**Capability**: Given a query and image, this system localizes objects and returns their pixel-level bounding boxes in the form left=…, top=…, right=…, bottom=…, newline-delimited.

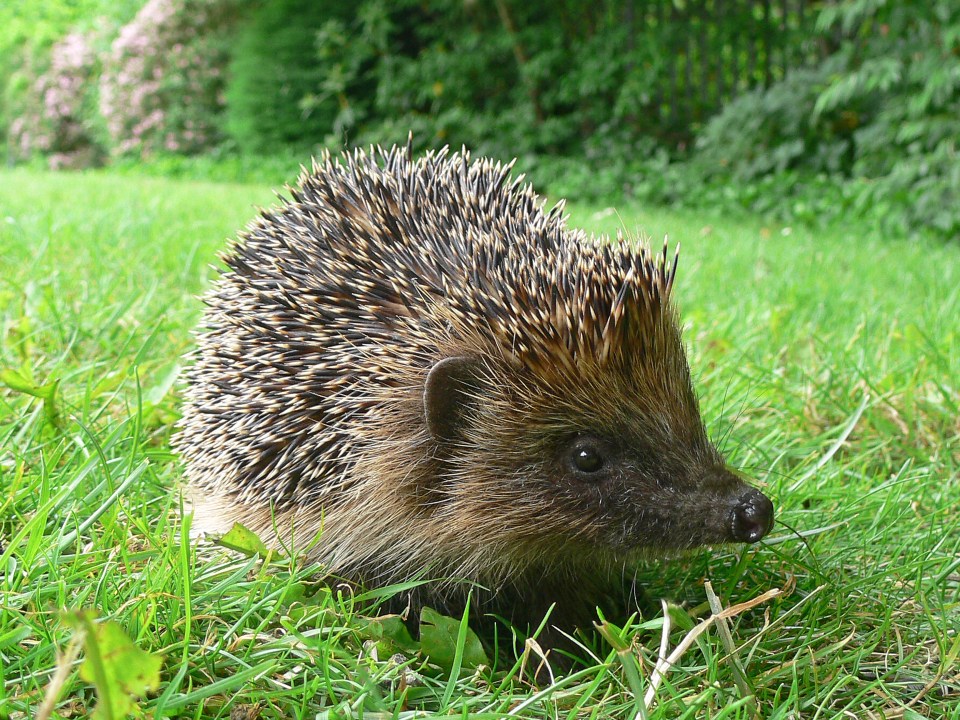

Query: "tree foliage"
left=4, top=0, right=960, bottom=238
left=99, top=0, right=239, bottom=157
left=694, top=0, right=960, bottom=237
left=218, top=0, right=812, bottom=161
left=8, top=31, right=102, bottom=169
left=224, top=0, right=358, bottom=153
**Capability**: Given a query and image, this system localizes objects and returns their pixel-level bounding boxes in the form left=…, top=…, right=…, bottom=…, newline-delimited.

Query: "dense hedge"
left=689, top=0, right=960, bottom=237
left=224, top=0, right=357, bottom=153
left=99, top=0, right=239, bottom=157
left=8, top=31, right=102, bottom=169
left=3, top=0, right=960, bottom=239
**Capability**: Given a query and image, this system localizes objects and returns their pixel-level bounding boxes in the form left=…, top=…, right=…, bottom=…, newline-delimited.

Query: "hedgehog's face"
left=424, top=354, right=774, bottom=557
left=540, top=430, right=774, bottom=553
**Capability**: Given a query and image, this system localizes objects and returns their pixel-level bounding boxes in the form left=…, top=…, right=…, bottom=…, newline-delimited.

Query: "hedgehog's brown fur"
left=174, top=143, right=773, bottom=640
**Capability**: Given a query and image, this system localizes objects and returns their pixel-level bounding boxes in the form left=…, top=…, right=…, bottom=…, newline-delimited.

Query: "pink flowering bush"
left=9, top=31, right=102, bottom=169
left=99, top=0, right=238, bottom=157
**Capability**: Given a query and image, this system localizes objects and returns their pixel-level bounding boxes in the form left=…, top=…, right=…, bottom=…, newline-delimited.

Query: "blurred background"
left=2, top=0, right=958, bottom=240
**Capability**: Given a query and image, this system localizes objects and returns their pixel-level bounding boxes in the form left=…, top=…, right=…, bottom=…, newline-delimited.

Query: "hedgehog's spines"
left=175, top=142, right=703, bottom=598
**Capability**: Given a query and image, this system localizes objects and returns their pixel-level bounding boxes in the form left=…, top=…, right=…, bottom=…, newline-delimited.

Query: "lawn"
left=1, top=166, right=958, bottom=719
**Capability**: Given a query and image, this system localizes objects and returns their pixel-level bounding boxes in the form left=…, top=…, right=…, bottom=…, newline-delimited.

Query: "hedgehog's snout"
left=729, top=488, right=774, bottom=543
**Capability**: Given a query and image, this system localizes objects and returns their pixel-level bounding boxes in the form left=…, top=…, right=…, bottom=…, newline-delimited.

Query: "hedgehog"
left=174, top=143, right=774, bottom=645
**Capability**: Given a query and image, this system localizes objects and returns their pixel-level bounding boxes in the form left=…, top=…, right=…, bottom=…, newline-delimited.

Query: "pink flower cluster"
left=98, top=0, right=235, bottom=157
left=10, top=31, right=100, bottom=168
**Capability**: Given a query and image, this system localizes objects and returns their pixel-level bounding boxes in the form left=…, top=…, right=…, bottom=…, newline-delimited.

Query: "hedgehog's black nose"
left=730, top=488, right=774, bottom=543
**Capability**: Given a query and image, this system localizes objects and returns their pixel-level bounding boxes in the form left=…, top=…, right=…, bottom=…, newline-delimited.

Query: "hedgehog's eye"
left=570, top=440, right=605, bottom=474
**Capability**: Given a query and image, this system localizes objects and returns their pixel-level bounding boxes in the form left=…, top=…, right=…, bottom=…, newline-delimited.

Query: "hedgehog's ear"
left=424, top=356, right=483, bottom=442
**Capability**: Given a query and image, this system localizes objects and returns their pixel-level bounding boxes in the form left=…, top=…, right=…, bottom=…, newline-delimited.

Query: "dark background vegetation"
left=3, top=0, right=960, bottom=239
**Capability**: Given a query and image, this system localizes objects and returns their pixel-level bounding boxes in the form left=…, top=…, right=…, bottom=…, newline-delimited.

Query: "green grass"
left=1, top=166, right=958, bottom=719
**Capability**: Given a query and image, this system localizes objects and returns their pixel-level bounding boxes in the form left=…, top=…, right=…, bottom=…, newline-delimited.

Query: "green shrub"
left=695, top=56, right=856, bottom=180
left=99, top=0, right=238, bottom=156
left=0, top=1, right=141, bottom=163
left=687, top=0, right=960, bottom=238
left=224, top=0, right=357, bottom=153
left=819, top=1, right=960, bottom=236
left=8, top=30, right=104, bottom=168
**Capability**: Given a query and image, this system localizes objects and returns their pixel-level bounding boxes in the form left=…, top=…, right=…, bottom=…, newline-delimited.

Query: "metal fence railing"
left=626, top=0, right=818, bottom=144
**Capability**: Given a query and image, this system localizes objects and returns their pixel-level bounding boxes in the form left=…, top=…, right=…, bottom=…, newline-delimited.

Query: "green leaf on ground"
left=65, top=610, right=162, bottom=720
left=216, top=522, right=271, bottom=558
left=356, top=615, right=420, bottom=656
left=419, top=606, right=488, bottom=672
